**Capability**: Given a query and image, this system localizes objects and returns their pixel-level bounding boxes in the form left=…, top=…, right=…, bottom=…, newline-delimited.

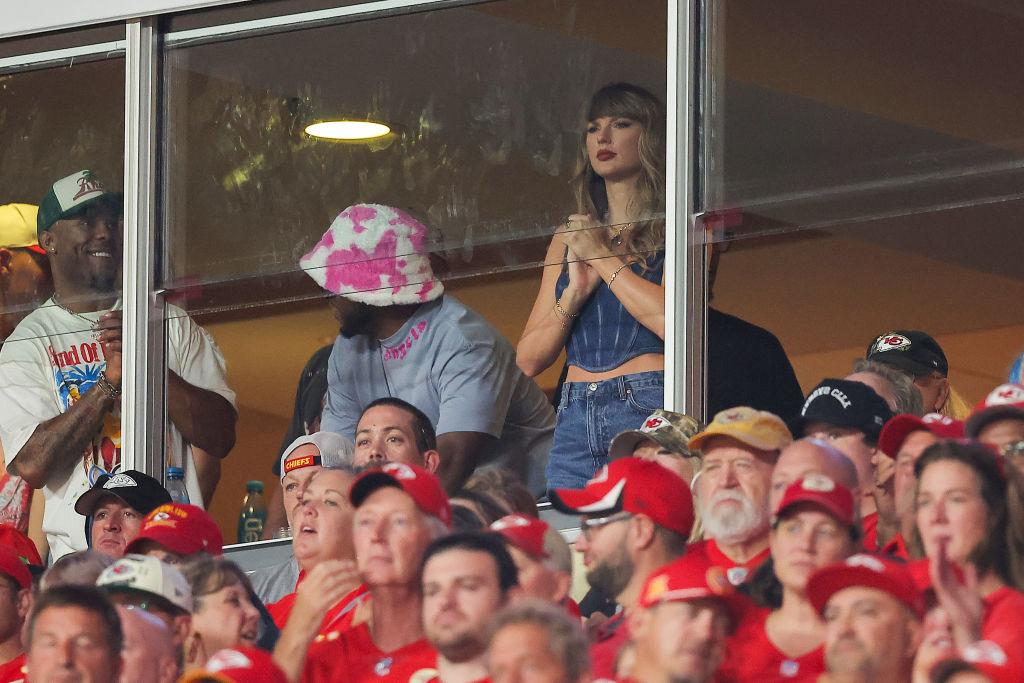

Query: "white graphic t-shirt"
left=0, top=298, right=235, bottom=560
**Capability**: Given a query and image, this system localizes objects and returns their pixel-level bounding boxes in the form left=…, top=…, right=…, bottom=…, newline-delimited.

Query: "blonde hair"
left=940, top=384, right=972, bottom=420
left=570, top=83, right=666, bottom=268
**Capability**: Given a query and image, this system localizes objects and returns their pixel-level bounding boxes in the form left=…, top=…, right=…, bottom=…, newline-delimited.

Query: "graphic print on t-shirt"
left=50, top=341, right=121, bottom=475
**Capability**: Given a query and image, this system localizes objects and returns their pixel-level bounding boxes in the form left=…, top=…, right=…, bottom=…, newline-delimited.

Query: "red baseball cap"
left=125, top=503, right=224, bottom=556
left=807, top=553, right=925, bottom=619
left=179, top=646, right=288, bottom=683
left=0, top=523, right=42, bottom=566
left=638, top=553, right=752, bottom=625
left=0, top=545, right=31, bottom=590
left=879, top=413, right=964, bottom=457
left=550, top=458, right=695, bottom=537
left=965, top=383, right=1024, bottom=439
left=349, top=462, right=452, bottom=529
left=491, top=514, right=550, bottom=558
left=774, top=474, right=855, bottom=526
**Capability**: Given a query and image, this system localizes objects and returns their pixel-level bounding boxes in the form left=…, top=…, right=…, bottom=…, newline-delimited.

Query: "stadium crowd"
left=1, top=83, right=1024, bottom=683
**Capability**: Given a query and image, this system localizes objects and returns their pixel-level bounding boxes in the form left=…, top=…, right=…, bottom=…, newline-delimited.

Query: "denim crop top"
left=555, top=249, right=665, bottom=372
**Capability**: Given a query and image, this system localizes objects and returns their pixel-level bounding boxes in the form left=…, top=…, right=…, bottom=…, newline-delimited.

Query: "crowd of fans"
left=1, top=85, right=1024, bottom=683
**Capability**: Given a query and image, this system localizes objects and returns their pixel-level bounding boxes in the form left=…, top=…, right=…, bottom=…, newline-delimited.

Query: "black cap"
left=792, top=379, right=894, bottom=441
left=74, top=470, right=172, bottom=517
left=866, top=330, right=948, bottom=377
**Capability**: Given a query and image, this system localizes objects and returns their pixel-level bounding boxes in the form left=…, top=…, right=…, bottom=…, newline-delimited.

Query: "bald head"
left=770, top=438, right=859, bottom=513
left=116, top=606, right=179, bottom=683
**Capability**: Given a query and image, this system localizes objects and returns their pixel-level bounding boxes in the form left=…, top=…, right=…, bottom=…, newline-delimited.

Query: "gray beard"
left=700, top=490, right=769, bottom=546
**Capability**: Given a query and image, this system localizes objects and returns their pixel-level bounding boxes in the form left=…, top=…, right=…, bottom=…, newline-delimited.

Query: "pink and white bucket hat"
left=300, top=203, right=444, bottom=306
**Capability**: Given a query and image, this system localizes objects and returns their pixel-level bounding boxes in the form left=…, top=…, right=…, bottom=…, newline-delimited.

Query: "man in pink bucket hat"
left=300, top=204, right=554, bottom=496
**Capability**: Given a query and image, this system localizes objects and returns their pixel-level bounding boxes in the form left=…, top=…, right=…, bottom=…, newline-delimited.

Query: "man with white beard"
left=687, top=407, right=792, bottom=585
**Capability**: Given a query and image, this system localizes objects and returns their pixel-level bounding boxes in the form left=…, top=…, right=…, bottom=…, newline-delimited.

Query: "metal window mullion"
left=664, top=0, right=706, bottom=420
left=122, top=18, right=165, bottom=478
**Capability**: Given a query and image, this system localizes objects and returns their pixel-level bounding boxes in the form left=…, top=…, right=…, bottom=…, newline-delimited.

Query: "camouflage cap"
left=608, top=409, right=702, bottom=460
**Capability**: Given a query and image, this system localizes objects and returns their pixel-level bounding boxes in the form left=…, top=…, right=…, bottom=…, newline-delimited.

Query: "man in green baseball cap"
left=0, top=170, right=237, bottom=562
left=35, top=169, right=123, bottom=303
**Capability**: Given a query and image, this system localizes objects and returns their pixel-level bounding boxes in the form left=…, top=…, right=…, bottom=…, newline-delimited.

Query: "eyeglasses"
left=579, top=512, right=633, bottom=540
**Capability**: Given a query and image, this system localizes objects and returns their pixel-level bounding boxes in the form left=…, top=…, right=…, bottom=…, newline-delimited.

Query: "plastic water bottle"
left=237, top=481, right=267, bottom=544
left=166, top=467, right=189, bottom=505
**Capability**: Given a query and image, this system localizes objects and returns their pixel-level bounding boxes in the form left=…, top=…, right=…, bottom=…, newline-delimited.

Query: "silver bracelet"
left=95, top=371, right=121, bottom=400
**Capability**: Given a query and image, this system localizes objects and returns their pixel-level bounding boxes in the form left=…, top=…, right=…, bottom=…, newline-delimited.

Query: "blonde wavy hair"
left=570, top=82, right=666, bottom=268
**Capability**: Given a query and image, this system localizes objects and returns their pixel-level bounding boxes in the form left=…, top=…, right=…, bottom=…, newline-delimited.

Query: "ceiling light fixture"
left=304, top=120, right=391, bottom=140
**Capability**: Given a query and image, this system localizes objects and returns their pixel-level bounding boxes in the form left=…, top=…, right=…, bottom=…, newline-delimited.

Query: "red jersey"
left=0, top=653, right=26, bottom=683
left=861, top=512, right=879, bottom=551
left=686, top=539, right=770, bottom=586
left=303, top=622, right=437, bottom=682
left=715, top=607, right=824, bottom=683
left=266, top=573, right=369, bottom=633
left=878, top=532, right=909, bottom=560
left=910, top=559, right=1024, bottom=660
left=590, top=611, right=629, bottom=680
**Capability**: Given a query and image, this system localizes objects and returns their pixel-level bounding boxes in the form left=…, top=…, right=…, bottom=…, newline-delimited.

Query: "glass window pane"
left=703, top=1, right=1024, bottom=422
left=0, top=35, right=125, bottom=559
left=161, top=0, right=667, bottom=539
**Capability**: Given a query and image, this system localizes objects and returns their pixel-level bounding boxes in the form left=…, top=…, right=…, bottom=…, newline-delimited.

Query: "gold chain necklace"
left=610, top=222, right=634, bottom=247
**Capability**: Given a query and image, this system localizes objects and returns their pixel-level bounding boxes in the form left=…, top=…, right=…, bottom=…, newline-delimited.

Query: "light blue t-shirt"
left=321, top=296, right=553, bottom=495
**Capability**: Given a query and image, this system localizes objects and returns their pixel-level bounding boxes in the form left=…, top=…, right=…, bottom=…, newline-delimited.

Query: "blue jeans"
left=545, top=370, right=665, bottom=492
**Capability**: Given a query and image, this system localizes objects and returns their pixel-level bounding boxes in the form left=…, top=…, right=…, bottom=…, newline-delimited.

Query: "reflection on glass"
left=703, top=2, right=1024, bottom=429
left=160, top=0, right=668, bottom=535
left=162, top=0, right=667, bottom=312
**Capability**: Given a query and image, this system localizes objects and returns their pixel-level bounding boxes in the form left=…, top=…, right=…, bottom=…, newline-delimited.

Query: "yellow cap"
left=0, top=204, right=42, bottom=251
left=687, top=406, right=792, bottom=452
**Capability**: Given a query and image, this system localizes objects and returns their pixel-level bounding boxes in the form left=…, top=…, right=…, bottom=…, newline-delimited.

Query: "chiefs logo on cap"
left=643, top=417, right=666, bottom=431
left=987, top=384, right=1024, bottom=406
left=283, top=455, right=320, bottom=474
left=801, top=473, right=836, bottom=492
left=872, top=333, right=911, bottom=353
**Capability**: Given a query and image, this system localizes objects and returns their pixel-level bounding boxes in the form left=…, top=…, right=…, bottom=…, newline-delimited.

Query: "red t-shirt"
left=0, top=653, right=26, bottom=683
left=910, top=559, right=1024, bottom=660
left=861, top=512, right=879, bottom=551
left=266, top=572, right=369, bottom=632
left=590, top=611, right=629, bottom=680
left=686, top=539, right=770, bottom=586
left=302, top=622, right=437, bottom=682
left=715, top=607, right=824, bottom=682
left=878, top=532, right=909, bottom=560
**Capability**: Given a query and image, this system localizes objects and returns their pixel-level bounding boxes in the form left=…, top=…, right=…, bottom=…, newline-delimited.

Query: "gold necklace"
left=610, top=222, right=633, bottom=247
